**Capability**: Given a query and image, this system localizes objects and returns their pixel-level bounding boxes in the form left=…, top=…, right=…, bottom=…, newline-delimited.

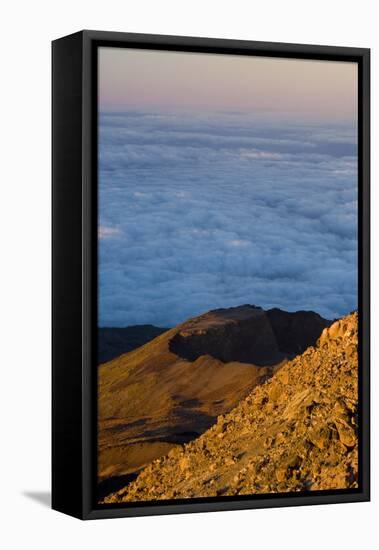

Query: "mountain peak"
left=104, top=312, right=358, bottom=503
left=170, top=305, right=330, bottom=365
left=98, top=303, right=332, bottom=499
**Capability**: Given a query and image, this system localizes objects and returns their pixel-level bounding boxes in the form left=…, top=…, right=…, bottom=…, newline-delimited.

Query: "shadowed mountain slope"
left=104, top=312, right=357, bottom=503
left=98, top=325, right=168, bottom=363
left=170, top=305, right=329, bottom=364
left=98, top=305, right=330, bottom=498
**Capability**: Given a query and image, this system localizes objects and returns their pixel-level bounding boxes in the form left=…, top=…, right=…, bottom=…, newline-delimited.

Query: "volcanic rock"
left=103, top=312, right=358, bottom=502
left=170, top=305, right=330, bottom=365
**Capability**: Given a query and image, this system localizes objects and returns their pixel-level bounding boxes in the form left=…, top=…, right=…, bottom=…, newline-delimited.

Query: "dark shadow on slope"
left=98, top=325, right=169, bottom=363
left=97, top=473, right=139, bottom=501
left=267, top=308, right=332, bottom=356
left=170, top=306, right=331, bottom=365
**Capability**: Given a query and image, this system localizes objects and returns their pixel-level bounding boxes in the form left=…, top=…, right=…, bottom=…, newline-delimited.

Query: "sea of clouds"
left=98, top=110, right=358, bottom=327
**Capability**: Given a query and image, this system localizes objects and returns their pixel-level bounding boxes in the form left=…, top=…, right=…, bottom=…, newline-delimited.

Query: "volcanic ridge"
left=104, top=312, right=358, bottom=502
left=98, top=304, right=332, bottom=498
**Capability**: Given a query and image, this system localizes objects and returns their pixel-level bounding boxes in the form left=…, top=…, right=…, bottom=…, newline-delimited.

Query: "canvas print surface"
left=97, top=47, right=358, bottom=504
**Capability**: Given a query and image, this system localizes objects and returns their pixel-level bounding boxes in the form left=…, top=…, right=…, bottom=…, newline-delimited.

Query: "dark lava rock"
left=169, top=305, right=331, bottom=366
left=267, top=308, right=331, bottom=356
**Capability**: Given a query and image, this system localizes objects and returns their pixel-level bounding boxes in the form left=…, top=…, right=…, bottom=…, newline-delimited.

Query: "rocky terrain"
left=98, top=305, right=330, bottom=498
left=103, top=312, right=357, bottom=503
left=170, top=306, right=329, bottom=364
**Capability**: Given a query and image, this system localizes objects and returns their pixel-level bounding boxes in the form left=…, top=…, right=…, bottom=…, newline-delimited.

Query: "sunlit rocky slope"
left=104, top=312, right=357, bottom=503
left=98, top=305, right=330, bottom=497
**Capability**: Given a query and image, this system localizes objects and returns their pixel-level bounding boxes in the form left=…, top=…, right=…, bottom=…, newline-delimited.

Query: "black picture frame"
left=52, top=30, right=370, bottom=520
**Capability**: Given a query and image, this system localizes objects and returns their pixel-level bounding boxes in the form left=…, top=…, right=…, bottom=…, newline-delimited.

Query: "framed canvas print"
left=52, top=31, right=370, bottom=520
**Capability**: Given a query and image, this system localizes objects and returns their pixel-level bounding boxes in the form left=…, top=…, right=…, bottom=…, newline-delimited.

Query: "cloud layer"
left=98, top=111, right=358, bottom=327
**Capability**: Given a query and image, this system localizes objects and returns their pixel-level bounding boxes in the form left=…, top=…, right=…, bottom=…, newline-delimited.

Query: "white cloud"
left=98, top=111, right=358, bottom=327
left=239, top=149, right=283, bottom=160
left=98, top=226, right=121, bottom=239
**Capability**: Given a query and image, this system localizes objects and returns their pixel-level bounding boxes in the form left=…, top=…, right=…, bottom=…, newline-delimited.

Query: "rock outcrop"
left=266, top=307, right=331, bottom=356
left=170, top=305, right=330, bottom=365
left=104, top=312, right=357, bottom=503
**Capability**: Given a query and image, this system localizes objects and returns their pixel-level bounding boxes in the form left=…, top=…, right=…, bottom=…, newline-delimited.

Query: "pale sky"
left=99, top=47, right=357, bottom=119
